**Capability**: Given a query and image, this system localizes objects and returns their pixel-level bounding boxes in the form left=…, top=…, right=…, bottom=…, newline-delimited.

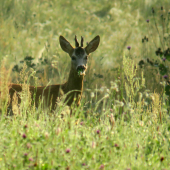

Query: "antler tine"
left=81, top=36, right=84, bottom=47
left=75, top=35, right=79, bottom=47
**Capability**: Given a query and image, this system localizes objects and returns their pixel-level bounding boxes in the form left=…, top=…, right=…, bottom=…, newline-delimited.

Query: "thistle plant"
left=140, top=6, right=170, bottom=96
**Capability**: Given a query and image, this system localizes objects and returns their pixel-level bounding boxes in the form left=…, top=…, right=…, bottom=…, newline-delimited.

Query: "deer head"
left=59, top=35, right=100, bottom=76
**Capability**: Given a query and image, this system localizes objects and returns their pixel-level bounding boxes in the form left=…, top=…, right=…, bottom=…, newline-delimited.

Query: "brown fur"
left=8, top=70, right=84, bottom=114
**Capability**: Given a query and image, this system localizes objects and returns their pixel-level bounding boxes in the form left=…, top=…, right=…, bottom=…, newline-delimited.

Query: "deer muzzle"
left=77, top=65, right=86, bottom=76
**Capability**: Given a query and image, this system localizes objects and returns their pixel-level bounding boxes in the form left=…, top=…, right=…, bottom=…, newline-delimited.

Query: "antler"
left=81, top=36, right=84, bottom=47
left=75, top=35, right=79, bottom=47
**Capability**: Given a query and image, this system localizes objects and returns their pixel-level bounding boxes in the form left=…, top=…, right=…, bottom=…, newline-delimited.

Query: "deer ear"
left=85, top=35, right=100, bottom=54
left=59, top=36, right=74, bottom=54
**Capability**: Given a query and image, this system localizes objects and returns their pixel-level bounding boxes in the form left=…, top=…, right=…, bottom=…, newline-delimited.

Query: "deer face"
left=59, top=35, right=100, bottom=76
left=71, top=47, right=88, bottom=76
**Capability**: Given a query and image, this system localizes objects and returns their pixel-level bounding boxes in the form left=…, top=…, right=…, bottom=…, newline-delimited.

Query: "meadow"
left=0, top=0, right=170, bottom=169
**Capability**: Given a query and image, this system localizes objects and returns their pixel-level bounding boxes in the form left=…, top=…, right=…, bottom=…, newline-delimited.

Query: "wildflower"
left=160, top=156, right=164, bottom=162
left=127, top=46, right=131, bottom=50
left=82, top=163, right=86, bottom=166
left=114, top=143, right=119, bottom=147
left=162, top=58, right=166, bottom=61
left=163, top=75, right=168, bottom=79
left=24, top=153, right=28, bottom=157
left=96, top=130, right=100, bottom=134
left=80, top=122, right=84, bottom=125
left=65, top=148, right=71, bottom=153
left=22, top=133, right=27, bottom=139
left=29, top=157, right=34, bottom=161
left=24, top=124, right=28, bottom=129
left=99, top=164, right=105, bottom=169
left=146, top=19, right=149, bottom=23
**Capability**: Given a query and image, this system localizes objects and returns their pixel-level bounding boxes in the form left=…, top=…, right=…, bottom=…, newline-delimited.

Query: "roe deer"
left=7, top=35, right=100, bottom=115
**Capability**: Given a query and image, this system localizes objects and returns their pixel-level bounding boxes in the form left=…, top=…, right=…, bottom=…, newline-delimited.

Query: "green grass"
left=0, top=0, right=170, bottom=169
left=0, top=110, right=169, bottom=169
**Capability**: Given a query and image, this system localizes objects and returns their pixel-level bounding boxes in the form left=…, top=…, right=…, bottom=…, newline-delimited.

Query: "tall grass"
left=0, top=54, right=169, bottom=169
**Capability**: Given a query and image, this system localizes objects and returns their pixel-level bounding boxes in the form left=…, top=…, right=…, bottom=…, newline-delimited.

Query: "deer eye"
left=71, top=56, right=76, bottom=61
left=84, top=56, right=88, bottom=60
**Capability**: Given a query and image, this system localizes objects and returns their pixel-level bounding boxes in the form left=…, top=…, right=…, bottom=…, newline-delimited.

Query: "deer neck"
left=63, top=66, right=84, bottom=93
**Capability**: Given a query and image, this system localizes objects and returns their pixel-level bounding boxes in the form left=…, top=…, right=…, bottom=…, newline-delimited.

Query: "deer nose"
left=77, top=65, right=86, bottom=72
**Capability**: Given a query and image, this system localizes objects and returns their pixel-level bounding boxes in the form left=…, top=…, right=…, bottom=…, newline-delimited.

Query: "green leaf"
left=159, top=64, right=167, bottom=75
left=165, top=84, right=170, bottom=95
left=165, top=54, right=170, bottom=61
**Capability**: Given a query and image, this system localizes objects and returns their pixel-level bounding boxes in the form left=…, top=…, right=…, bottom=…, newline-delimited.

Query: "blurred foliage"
left=0, top=0, right=170, bottom=93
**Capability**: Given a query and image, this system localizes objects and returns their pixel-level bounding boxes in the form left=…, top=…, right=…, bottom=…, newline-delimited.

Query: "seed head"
left=91, top=92, right=95, bottom=98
